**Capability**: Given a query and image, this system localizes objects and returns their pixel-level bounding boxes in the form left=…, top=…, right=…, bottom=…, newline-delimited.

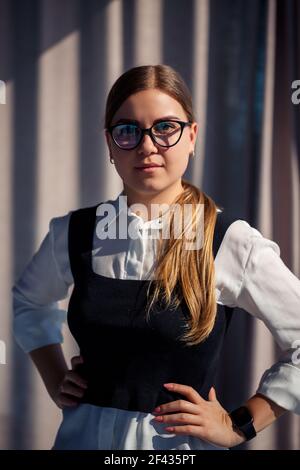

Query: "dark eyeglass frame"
left=106, top=119, right=193, bottom=150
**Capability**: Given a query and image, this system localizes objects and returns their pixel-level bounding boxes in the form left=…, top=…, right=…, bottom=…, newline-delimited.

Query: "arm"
left=149, top=220, right=299, bottom=448
left=244, top=392, right=287, bottom=433
left=215, top=220, right=300, bottom=443
left=151, top=383, right=288, bottom=448
left=12, top=212, right=86, bottom=406
left=12, top=213, right=73, bottom=353
left=29, top=344, right=87, bottom=407
left=235, top=221, right=300, bottom=414
left=220, top=392, right=287, bottom=448
left=29, top=344, right=68, bottom=404
left=216, top=220, right=300, bottom=413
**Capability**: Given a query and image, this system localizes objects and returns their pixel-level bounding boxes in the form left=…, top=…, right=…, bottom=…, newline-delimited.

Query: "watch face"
left=231, top=406, right=253, bottom=427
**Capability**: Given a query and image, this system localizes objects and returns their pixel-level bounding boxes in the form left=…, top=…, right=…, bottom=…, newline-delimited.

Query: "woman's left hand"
left=152, top=383, right=247, bottom=448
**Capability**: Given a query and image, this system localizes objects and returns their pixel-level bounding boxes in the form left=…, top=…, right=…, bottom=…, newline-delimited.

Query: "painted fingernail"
left=165, top=427, right=174, bottom=432
left=153, top=406, right=161, bottom=413
left=164, top=383, right=173, bottom=389
left=154, top=416, right=163, bottom=421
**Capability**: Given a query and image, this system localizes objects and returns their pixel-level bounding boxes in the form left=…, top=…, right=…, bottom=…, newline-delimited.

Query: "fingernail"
left=153, top=406, right=161, bottom=413
left=154, top=416, right=163, bottom=421
left=164, top=383, right=173, bottom=389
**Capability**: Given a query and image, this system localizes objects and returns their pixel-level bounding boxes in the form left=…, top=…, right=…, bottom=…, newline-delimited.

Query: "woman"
left=12, top=64, right=300, bottom=450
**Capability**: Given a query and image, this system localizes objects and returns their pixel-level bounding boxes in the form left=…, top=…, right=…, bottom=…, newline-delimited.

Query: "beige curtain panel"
left=0, top=0, right=299, bottom=450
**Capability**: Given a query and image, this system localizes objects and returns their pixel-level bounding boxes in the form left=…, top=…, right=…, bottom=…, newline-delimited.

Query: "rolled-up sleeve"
left=216, top=219, right=300, bottom=414
left=12, top=212, right=73, bottom=353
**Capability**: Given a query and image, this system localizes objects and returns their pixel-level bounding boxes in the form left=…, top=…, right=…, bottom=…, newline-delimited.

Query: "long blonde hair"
left=105, top=65, right=220, bottom=346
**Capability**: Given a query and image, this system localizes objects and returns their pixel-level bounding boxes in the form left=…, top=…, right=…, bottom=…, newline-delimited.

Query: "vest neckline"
left=83, top=249, right=154, bottom=283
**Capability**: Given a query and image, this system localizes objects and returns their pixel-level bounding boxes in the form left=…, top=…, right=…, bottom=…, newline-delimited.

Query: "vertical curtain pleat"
left=0, top=0, right=299, bottom=449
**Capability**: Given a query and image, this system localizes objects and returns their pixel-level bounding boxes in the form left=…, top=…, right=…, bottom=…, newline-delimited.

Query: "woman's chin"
left=127, top=179, right=166, bottom=193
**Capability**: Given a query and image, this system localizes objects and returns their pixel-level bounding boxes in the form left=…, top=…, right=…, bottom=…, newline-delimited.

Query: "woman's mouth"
left=135, top=165, right=164, bottom=172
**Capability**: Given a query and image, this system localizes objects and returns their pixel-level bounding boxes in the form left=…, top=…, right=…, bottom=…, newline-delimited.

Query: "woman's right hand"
left=54, top=355, right=88, bottom=409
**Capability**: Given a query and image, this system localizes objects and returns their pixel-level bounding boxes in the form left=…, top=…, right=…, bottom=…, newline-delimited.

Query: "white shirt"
left=12, top=191, right=300, bottom=450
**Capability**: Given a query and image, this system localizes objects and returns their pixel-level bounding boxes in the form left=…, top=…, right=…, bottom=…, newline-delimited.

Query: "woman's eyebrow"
left=114, top=115, right=182, bottom=125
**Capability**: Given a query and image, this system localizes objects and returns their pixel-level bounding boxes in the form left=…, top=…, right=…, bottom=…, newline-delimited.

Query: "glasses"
left=107, top=120, right=192, bottom=150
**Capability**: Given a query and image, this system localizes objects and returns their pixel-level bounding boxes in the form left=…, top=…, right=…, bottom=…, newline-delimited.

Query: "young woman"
left=12, top=64, right=300, bottom=450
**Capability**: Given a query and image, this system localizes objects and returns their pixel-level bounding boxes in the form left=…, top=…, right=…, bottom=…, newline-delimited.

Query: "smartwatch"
left=229, top=406, right=257, bottom=441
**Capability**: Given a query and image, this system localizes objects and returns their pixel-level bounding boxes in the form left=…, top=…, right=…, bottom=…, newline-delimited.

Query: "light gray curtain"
left=0, top=0, right=299, bottom=450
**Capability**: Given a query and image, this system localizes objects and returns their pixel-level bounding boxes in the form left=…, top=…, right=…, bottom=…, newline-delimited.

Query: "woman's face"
left=105, top=88, right=198, bottom=196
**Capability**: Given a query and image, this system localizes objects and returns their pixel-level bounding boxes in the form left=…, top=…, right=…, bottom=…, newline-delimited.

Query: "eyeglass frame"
left=106, top=119, right=193, bottom=150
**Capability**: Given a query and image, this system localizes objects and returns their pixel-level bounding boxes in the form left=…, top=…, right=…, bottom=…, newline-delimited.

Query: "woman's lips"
left=135, top=165, right=164, bottom=172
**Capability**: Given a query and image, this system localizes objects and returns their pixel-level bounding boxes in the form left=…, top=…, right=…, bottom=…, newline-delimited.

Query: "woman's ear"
left=189, top=121, right=198, bottom=151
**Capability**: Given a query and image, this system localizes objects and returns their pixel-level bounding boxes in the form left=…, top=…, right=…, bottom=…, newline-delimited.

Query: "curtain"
left=0, top=0, right=299, bottom=449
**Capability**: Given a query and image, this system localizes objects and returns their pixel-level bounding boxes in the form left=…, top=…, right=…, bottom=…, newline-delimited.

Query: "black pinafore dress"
left=67, top=204, right=235, bottom=414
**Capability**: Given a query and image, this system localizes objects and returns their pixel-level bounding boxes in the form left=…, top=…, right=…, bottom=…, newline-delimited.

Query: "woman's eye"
left=154, top=122, right=177, bottom=133
left=119, top=125, right=137, bottom=135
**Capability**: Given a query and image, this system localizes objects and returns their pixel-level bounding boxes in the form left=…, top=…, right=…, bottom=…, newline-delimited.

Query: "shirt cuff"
left=13, top=298, right=67, bottom=353
left=256, top=362, right=300, bottom=415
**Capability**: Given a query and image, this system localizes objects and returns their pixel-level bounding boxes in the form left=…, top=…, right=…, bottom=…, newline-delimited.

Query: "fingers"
left=164, top=424, right=205, bottom=437
left=66, top=370, right=88, bottom=388
left=56, top=366, right=88, bottom=409
left=208, top=386, right=217, bottom=401
left=56, top=379, right=86, bottom=409
left=163, top=383, right=206, bottom=405
left=57, top=393, right=81, bottom=408
left=153, top=412, right=202, bottom=426
left=71, top=355, right=84, bottom=370
left=153, top=399, right=200, bottom=416
left=60, top=380, right=86, bottom=398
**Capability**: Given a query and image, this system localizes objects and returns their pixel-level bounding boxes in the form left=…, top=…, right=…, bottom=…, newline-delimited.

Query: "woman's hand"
left=152, top=383, right=247, bottom=448
left=53, top=355, right=88, bottom=409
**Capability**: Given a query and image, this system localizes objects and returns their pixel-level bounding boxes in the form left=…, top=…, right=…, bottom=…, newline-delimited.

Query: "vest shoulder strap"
left=213, top=209, right=241, bottom=258
left=68, top=204, right=100, bottom=282
left=213, top=208, right=243, bottom=330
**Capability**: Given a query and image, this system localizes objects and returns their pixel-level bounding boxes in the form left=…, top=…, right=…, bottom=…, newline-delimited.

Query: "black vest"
left=67, top=204, right=236, bottom=413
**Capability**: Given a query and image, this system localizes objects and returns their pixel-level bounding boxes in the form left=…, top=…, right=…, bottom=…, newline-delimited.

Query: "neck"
left=122, top=181, right=185, bottom=221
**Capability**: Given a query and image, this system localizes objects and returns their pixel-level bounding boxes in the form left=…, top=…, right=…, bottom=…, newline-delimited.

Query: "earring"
left=190, top=150, right=195, bottom=158
left=110, top=156, right=114, bottom=164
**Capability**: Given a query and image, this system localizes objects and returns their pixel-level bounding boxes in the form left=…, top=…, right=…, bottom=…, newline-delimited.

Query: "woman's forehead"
left=112, top=89, right=187, bottom=125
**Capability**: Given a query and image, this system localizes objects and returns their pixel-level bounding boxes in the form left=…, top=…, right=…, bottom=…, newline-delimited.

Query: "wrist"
left=228, top=405, right=257, bottom=444
left=29, top=344, right=68, bottom=402
left=225, top=413, right=247, bottom=447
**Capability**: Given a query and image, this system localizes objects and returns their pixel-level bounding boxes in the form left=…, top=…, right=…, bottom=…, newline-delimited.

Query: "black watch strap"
left=229, top=406, right=257, bottom=441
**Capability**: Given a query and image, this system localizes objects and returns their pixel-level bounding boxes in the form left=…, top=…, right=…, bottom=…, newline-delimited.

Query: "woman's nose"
left=138, top=133, right=158, bottom=155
